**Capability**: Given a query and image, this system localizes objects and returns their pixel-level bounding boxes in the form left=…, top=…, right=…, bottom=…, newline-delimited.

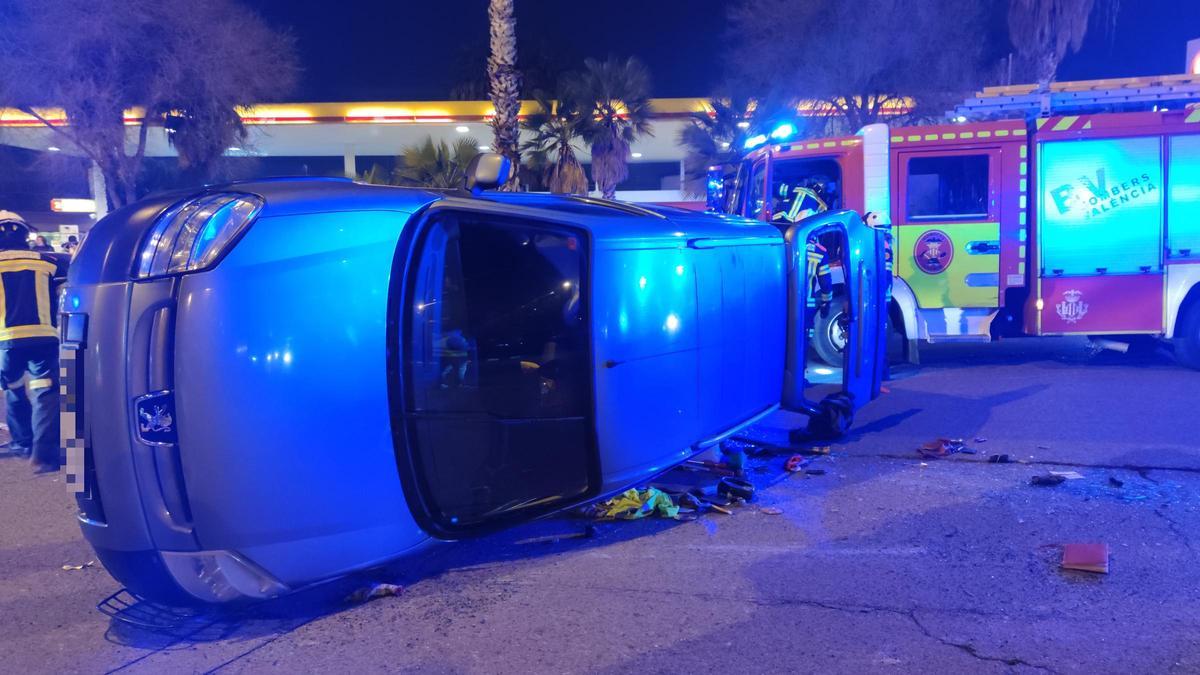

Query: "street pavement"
left=0, top=337, right=1197, bottom=674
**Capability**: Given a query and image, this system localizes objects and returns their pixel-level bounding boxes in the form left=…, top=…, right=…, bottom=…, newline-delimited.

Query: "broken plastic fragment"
left=346, top=582, right=404, bottom=603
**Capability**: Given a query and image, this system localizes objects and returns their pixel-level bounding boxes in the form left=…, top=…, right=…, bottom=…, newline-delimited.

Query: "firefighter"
left=806, top=238, right=834, bottom=311
left=0, top=211, right=66, bottom=474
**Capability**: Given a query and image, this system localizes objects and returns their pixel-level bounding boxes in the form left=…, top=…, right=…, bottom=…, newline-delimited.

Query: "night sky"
left=251, top=0, right=1196, bottom=101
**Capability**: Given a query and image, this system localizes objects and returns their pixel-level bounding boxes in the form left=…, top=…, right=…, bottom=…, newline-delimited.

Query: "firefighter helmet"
left=0, top=211, right=30, bottom=250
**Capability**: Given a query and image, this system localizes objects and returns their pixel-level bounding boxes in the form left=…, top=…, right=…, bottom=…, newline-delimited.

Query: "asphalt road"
left=1, top=337, right=1197, bottom=674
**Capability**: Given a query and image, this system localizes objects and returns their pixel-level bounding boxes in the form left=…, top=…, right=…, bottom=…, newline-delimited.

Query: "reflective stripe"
left=0, top=259, right=58, bottom=275
left=35, top=270, right=50, bottom=328
left=0, top=251, right=39, bottom=261
left=1052, top=116, right=1078, bottom=131
left=0, top=324, right=57, bottom=341
left=27, top=378, right=52, bottom=390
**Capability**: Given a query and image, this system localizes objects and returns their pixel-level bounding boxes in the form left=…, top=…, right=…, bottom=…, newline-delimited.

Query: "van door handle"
left=967, top=240, right=1000, bottom=255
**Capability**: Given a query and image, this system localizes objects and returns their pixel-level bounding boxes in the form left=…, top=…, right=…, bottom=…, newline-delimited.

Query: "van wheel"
left=1174, top=303, right=1200, bottom=369
left=813, top=300, right=847, bottom=367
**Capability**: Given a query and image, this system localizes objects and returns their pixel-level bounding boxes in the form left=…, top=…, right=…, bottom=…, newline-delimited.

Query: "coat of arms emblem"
left=1055, top=289, right=1089, bottom=324
left=913, top=230, right=953, bottom=274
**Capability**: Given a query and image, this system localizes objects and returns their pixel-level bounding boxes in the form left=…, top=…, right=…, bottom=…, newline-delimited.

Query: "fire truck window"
left=768, top=158, right=841, bottom=223
left=906, top=155, right=989, bottom=220
left=747, top=162, right=767, bottom=218
left=1168, top=135, right=1200, bottom=260
left=1039, top=137, right=1162, bottom=275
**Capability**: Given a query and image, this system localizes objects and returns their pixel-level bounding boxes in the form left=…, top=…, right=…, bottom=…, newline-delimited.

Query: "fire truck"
left=716, top=75, right=1200, bottom=369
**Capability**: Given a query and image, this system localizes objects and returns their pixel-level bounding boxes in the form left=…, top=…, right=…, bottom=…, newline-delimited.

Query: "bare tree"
left=726, top=0, right=998, bottom=130
left=0, top=0, right=297, bottom=207
left=487, top=0, right=522, bottom=191
left=1008, top=0, right=1117, bottom=86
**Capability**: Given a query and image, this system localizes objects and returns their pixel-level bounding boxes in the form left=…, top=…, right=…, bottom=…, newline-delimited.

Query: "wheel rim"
left=828, top=312, right=847, bottom=352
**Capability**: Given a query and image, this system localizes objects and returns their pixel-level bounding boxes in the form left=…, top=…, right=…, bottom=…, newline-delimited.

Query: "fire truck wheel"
left=1174, top=303, right=1200, bottom=370
left=813, top=301, right=847, bottom=367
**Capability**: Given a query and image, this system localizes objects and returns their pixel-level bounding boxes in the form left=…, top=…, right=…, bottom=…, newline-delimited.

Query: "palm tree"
left=570, top=57, right=654, bottom=200
left=356, top=163, right=392, bottom=185
left=394, top=136, right=481, bottom=188
left=677, top=96, right=756, bottom=181
left=1007, top=0, right=1116, bottom=86
left=521, top=92, right=588, bottom=195
left=487, top=0, right=521, bottom=190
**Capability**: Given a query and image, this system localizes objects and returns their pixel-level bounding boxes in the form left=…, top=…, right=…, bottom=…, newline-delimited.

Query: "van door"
left=782, top=211, right=887, bottom=427
left=1034, top=136, right=1164, bottom=334
left=396, top=210, right=599, bottom=538
left=895, top=149, right=1003, bottom=323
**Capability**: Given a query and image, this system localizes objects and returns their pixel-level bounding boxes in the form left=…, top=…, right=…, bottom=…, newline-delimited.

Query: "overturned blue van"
left=61, top=156, right=890, bottom=603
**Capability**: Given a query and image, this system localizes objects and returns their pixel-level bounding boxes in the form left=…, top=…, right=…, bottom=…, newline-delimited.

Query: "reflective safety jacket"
left=0, top=250, right=67, bottom=347
left=805, top=241, right=833, bottom=306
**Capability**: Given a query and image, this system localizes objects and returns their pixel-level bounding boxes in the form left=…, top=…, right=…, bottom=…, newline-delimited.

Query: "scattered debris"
left=720, top=440, right=754, bottom=472
left=684, top=459, right=738, bottom=476
left=595, top=488, right=680, bottom=520
left=717, top=476, right=756, bottom=501
left=516, top=525, right=596, bottom=545
left=805, top=468, right=827, bottom=476
left=918, top=437, right=974, bottom=459
left=61, top=561, right=95, bottom=571
left=677, top=492, right=733, bottom=516
left=1061, top=543, right=1109, bottom=574
left=346, top=582, right=404, bottom=604
left=798, top=445, right=832, bottom=456
left=1031, top=474, right=1066, bottom=487
left=974, top=436, right=988, bottom=443
left=1037, top=444, right=1052, bottom=450
left=759, top=506, right=784, bottom=515
left=1108, top=476, right=1125, bottom=488
left=987, top=454, right=1011, bottom=464
left=1049, top=470, right=1085, bottom=480
left=785, top=455, right=810, bottom=473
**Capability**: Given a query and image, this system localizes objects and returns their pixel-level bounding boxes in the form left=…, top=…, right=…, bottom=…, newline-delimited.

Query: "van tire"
left=1174, top=302, right=1200, bottom=370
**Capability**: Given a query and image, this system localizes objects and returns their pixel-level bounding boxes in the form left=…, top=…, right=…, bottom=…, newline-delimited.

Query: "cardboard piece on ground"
left=1049, top=470, right=1085, bottom=480
left=1062, top=543, right=1109, bottom=573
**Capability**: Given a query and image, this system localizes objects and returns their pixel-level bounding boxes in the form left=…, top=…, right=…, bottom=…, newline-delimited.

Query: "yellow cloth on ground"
left=599, top=488, right=679, bottom=520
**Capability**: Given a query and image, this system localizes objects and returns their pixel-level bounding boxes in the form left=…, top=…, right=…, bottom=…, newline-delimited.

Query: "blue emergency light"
left=770, top=122, right=797, bottom=140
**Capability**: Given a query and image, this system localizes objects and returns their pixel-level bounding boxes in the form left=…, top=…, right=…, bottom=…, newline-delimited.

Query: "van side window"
left=906, top=155, right=989, bottom=220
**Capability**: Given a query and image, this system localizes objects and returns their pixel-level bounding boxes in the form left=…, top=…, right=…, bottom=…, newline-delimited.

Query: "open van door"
left=782, top=210, right=890, bottom=437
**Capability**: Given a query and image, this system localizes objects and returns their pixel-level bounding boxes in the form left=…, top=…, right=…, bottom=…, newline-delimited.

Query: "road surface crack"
left=574, top=582, right=1060, bottom=671
left=906, top=610, right=1059, bottom=674
left=1154, top=506, right=1197, bottom=556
